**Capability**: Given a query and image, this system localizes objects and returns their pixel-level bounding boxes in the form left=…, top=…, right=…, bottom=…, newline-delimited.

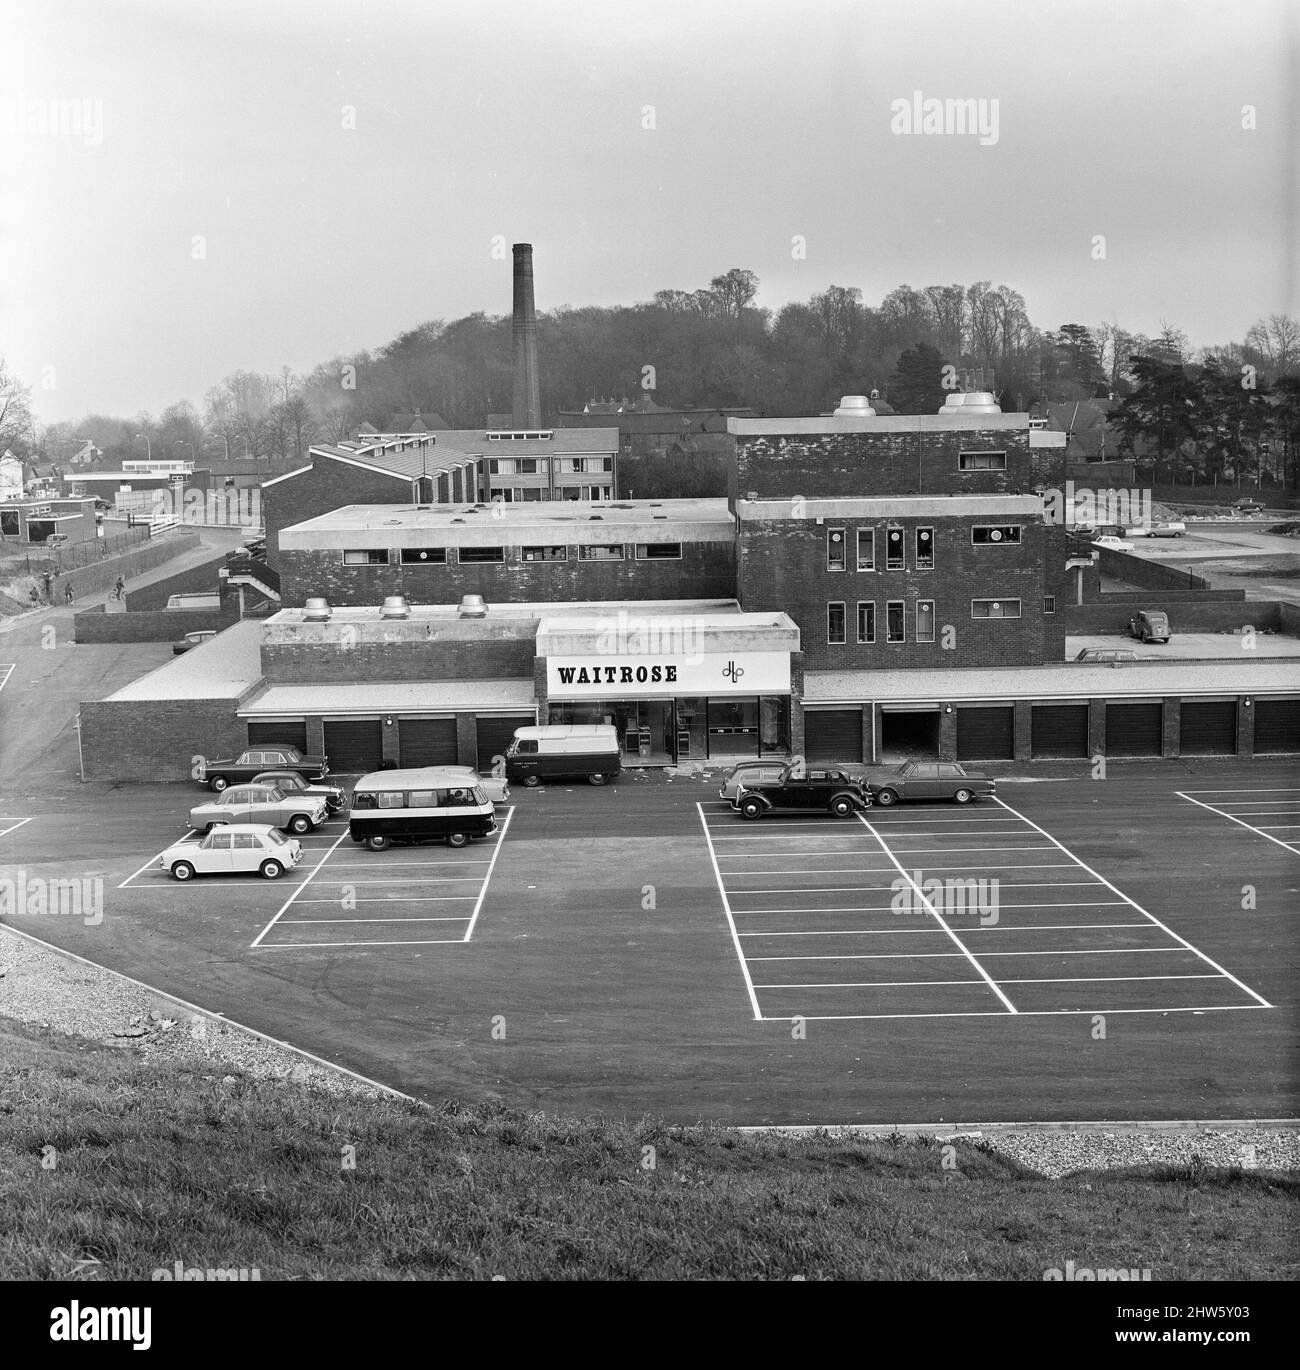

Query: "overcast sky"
left=5, top=0, right=1295, bottom=423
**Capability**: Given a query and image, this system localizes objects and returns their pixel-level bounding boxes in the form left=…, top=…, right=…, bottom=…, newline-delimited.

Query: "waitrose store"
left=537, top=611, right=801, bottom=764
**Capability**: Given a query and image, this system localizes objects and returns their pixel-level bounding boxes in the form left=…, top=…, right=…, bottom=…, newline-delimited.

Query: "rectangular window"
left=521, top=545, right=567, bottom=562
left=399, top=547, right=447, bottom=565
left=856, top=601, right=875, bottom=643
left=972, top=525, right=1023, bottom=545
left=886, top=601, right=905, bottom=643
left=1043, top=595, right=1056, bottom=614
left=519, top=459, right=538, bottom=474
left=826, top=527, right=846, bottom=571
left=376, top=791, right=405, bottom=808
left=916, top=600, right=936, bottom=643
left=959, top=451, right=1008, bottom=471
left=856, top=528, right=874, bottom=571
left=915, top=527, right=934, bottom=569
left=885, top=526, right=904, bottom=570
left=827, top=602, right=846, bottom=645
left=971, top=598, right=1022, bottom=619
left=578, top=544, right=624, bottom=561
left=408, top=790, right=436, bottom=808
left=489, top=458, right=517, bottom=475
left=458, top=546, right=505, bottom=564
left=635, top=543, right=682, bottom=560
left=343, top=548, right=389, bottom=565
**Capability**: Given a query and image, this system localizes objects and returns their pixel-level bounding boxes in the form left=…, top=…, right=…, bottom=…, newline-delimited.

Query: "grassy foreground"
left=1, top=1020, right=1295, bottom=1281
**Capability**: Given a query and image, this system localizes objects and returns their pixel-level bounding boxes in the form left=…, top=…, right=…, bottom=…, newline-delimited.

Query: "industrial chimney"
left=511, top=242, right=541, bottom=429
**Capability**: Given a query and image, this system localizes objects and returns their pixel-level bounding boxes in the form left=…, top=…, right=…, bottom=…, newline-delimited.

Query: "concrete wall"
left=73, top=604, right=243, bottom=643
left=123, top=553, right=230, bottom=610
left=25, top=532, right=203, bottom=604
left=1095, top=546, right=1213, bottom=591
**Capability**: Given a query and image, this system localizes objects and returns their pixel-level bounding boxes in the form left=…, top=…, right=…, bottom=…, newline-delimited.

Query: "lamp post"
left=175, top=440, right=194, bottom=461
left=135, top=432, right=152, bottom=460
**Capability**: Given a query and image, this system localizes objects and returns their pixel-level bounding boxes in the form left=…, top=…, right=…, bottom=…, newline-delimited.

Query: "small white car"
left=189, top=783, right=328, bottom=834
left=159, top=824, right=303, bottom=881
left=1093, top=535, right=1135, bottom=551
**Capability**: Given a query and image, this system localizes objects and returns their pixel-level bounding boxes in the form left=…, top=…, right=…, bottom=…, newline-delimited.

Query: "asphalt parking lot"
left=1, top=761, right=1296, bottom=1125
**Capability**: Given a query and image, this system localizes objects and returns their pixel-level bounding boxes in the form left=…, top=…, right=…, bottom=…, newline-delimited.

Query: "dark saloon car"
left=867, top=760, right=996, bottom=806
left=731, top=765, right=872, bottom=820
left=198, top=745, right=329, bottom=792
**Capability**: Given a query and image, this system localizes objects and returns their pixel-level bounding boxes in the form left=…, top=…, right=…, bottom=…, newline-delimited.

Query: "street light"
left=175, top=440, right=195, bottom=462
left=135, top=432, right=152, bottom=459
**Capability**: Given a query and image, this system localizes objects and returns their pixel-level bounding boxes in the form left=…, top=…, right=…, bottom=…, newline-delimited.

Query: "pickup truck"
left=199, top=745, right=329, bottom=792
left=866, top=760, right=997, bottom=806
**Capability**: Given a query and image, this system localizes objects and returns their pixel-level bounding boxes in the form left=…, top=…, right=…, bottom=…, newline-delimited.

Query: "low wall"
left=39, top=532, right=204, bottom=603
left=124, top=552, right=229, bottom=610
left=1060, top=599, right=1285, bottom=635
left=72, top=603, right=242, bottom=643
left=1096, top=546, right=1213, bottom=591
left=80, top=696, right=251, bottom=782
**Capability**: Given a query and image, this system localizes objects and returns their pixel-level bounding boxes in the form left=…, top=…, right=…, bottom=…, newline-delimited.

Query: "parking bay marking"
left=250, top=830, right=351, bottom=948
left=0, top=817, right=33, bottom=839
left=1175, top=791, right=1300, bottom=856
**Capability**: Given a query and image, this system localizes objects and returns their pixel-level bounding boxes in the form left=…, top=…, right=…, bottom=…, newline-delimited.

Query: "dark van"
left=504, top=725, right=622, bottom=787
left=349, top=767, right=497, bottom=850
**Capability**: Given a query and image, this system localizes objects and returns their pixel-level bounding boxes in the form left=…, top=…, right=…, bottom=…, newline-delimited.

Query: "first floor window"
left=458, top=546, right=505, bottom=564
left=399, top=547, right=447, bottom=564
left=885, top=526, right=904, bottom=570
left=856, top=528, right=874, bottom=571
left=916, top=600, right=936, bottom=643
left=635, top=542, right=682, bottom=559
left=915, top=527, right=934, bottom=569
left=343, top=548, right=389, bottom=565
left=856, top=601, right=875, bottom=643
left=972, top=598, right=1022, bottom=619
left=1043, top=595, right=1056, bottom=614
left=579, top=543, right=624, bottom=560
left=886, top=600, right=905, bottom=642
left=522, top=545, right=567, bottom=562
left=972, top=525, right=1023, bottom=545
left=959, top=450, right=1007, bottom=471
left=827, top=601, right=846, bottom=644
left=827, top=527, right=846, bottom=571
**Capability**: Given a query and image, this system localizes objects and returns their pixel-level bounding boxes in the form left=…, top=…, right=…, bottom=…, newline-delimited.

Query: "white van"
left=505, top=724, right=621, bottom=787
left=165, top=593, right=222, bottom=611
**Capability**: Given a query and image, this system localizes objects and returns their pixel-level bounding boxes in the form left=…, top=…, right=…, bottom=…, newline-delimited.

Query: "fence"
left=0, top=525, right=151, bottom=574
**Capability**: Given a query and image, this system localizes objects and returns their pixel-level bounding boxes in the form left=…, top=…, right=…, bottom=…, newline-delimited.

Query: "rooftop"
left=100, top=619, right=263, bottom=702
left=736, top=495, right=1045, bottom=520
left=266, top=597, right=745, bottom=626
left=729, top=413, right=1030, bottom=437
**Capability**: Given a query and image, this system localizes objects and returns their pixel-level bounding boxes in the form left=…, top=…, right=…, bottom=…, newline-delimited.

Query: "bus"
left=503, top=724, right=621, bottom=786
left=349, top=767, right=498, bottom=850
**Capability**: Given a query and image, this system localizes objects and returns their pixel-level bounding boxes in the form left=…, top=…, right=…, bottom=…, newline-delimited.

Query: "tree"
left=889, top=342, right=950, bottom=415
left=0, top=358, right=34, bottom=455
left=1245, top=314, right=1300, bottom=380
left=1108, top=356, right=1206, bottom=483
left=708, top=268, right=760, bottom=317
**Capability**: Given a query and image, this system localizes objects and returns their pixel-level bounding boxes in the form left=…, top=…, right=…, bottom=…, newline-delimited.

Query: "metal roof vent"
left=938, top=391, right=1002, bottom=415
left=458, top=594, right=488, bottom=618
left=302, top=597, right=332, bottom=622
left=833, top=394, right=876, bottom=417
left=380, top=594, right=411, bottom=619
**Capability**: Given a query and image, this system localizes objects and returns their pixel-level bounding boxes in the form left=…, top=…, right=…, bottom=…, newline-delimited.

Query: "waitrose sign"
left=548, top=651, right=791, bottom=697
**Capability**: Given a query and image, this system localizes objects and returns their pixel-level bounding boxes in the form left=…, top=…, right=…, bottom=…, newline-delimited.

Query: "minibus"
left=504, top=724, right=621, bottom=786
left=349, top=767, right=497, bottom=850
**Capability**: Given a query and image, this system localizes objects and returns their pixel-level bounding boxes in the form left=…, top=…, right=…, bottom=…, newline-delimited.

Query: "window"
left=827, top=602, right=846, bottom=645
left=959, top=451, right=1007, bottom=471
left=408, top=790, right=437, bottom=808
left=399, top=547, right=447, bottom=564
left=635, top=543, right=682, bottom=560
left=458, top=546, right=505, bottom=563
left=205, top=832, right=233, bottom=851
left=0, top=511, right=18, bottom=536
left=916, top=600, right=936, bottom=643
left=513, top=739, right=538, bottom=754
left=972, top=599, right=1022, bottom=619
left=489, top=459, right=517, bottom=475
left=826, top=527, right=846, bottom=571
left=972, top=525, right=1022, bottom=545
left=579, top=544, right=624, bottom=560
left=1043, top=595, right=1056, bottom=614
left=343, top=548, right=389, bottom=565
left=856, top=601, right=875, bottom=643
left=915, top=527, right=934, bottom=569
left=519, top=459, right=539, bottom=475
left=856, top=528, right=874, bottom=571
left=376, top=791, right=405, bottom=808
left=886, top=601, right=905, bottom=643
left=522, top=545, right=568, bottom=562
left=885, top=526, right=904, bottom=570
left=232, top=834, right=259, bottom=849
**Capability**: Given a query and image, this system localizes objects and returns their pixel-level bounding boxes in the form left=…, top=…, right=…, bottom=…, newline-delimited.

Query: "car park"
left=1074, top=647, right=1141, bottom=663
left=189, top=783, right=329, bottom=834
left=718, top=760, right=789, bottom=802
left=867, top=760, right=996, bottom=806
left=199, top=745, right=329, bottom=791
left=171, top=629, right=217, bottom=655
left=731, top=765, right=872, bottom=820
left=158, top=824, right=303, bottom=881
left=251, top=769, right=348, bottom=813
left=349, top=767, right=498, bottom=849
left=1129, top=609, right=1171, bottom=644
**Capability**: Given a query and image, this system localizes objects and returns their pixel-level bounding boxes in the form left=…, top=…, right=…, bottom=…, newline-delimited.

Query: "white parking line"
left=0, top=817, right=33, bottom=838
left=0, top=665, right=14, bottom=692
left=463, top=806, right=514, bottom=941
left=250, top=830, right=350, bottom=948
left=1176, top=791, right=1300, bottom=856
left=696, top=804, right=763, bottom=1020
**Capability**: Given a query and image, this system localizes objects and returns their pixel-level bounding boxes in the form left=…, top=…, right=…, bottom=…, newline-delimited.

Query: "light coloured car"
left=159, top=824, right=302, bottom=881
left=718, top=761, right=789, bottom=802
left=189, top=783, right=328, bottom=835
left=1075, top=647, right=1141, bottom=663
left=441, top=765, right=510, bottom=804
left=1093, top=535, right=1135, bottom=551
left=1147, top=522, right=1186, bottom=538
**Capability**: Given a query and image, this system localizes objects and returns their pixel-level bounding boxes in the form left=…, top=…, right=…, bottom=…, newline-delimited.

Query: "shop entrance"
left=547, top=695, right=789, bottom=764
left=880, top=708, right=941, bottom=762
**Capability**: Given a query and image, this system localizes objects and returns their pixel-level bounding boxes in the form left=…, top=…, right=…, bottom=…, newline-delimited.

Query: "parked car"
left=1148, top=522, right=1186, bottom=538
left=199, top=745, right=329, bottom=791
left=1092, top=535, right=1135, bottom=551
left=867, top=760, right=997, bottom=806
left=1129, top=609, right=1171, bottom=644
left=251, top=769, right=348, bottom=814
left=159, top=824, right=302, bottom=881
left=440, top=765, right=510, bottom=805
left=1074, top=647, right=1141, bottom=663
left=731, top=765, right=872, bottom=820
left=718, top=760, right=789, bottom=802
left=44, top=532, right=71, bottom=548
left=189, top=783, right=329, bottom=834
left=172, top=629, right=217, bottom=656
left=1232, top=499, right=1265, bottom=515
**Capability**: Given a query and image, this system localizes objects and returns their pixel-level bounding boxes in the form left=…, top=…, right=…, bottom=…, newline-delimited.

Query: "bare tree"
left=0, top=357, right=35, bottom=455
left=1245, top=314, right=1300, bottom=378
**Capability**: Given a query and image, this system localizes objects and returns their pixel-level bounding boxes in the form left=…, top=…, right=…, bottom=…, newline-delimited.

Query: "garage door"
left=803, top=709, right=862, bottom=762
left=476, top=714, right=535, bottom=772
left=1031, top=705, right=1088, bottom=758
left=1105, top=702, right=1162, bottom=756
left=1255, top=699, right=1300, bottom=753
left=956, top=706, right=1014, bottom=761
left=323, top=719, right=384, bottom=773
left=398, top=718, right=457, bottom=768
left=247, top=720, right=307, bottom=752
left=1180, top=701, right=1237, bottom=756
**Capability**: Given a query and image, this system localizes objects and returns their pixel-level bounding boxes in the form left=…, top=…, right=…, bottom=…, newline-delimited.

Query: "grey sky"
left=5, top=0, right=1294, bottom=422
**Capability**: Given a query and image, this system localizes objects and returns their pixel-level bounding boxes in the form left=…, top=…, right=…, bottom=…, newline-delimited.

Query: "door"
left=907, top=762, right=941, bottom=798
left=243, top=786, right=281, bottom=825
left=323, top=719, right=384, bottom=773
left=476, top=715, right=535, bottom=773
left=1105, top=702, right=1162, bottom=756
left=248, top=721, right=308, bottom=752
left=1179, top=701, right=1237, bottom=756
left=956, top=707, right=1015, bottom=761
left=1032, top=705, right=1088, bottom=758
left=803, top=708, right=862, bottom=763
left=1254, top=699, right=1300, bottom=753
left=399, top=718, right=457, bottom=768
left=199, top=831, right=234, bottom=872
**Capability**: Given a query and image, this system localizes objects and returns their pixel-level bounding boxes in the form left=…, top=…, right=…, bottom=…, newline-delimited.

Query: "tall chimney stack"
left=511, top=242, right=541, bottom=429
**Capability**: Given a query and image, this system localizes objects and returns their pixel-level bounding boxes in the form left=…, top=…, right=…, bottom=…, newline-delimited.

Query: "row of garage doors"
left=804, top=699, right=1300, bottom=761
left=247, top=715, right=535, bottom=774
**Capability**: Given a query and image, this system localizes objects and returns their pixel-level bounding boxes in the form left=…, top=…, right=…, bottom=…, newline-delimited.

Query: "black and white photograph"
left=1, top=0, right=1296, bottom=1324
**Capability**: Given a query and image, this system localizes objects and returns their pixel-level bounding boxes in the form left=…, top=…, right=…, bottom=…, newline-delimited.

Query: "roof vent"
left=458, top=594, right=488, bottom=618
left=302, top=596, right=332, bottom=622
left=451, top=517, right=466, bottom=524
left=380, top=594, right=411, bottom=619
left=833, top=394, right=876, bottom=418
left=939, top=391, right=1002, bottom=415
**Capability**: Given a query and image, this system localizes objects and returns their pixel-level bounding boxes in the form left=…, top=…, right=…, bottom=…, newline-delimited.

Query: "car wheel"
left=446, top=831, right=470, bottom=848
left=209, top=775, right=228, bottom=792
left=875, top=788, right=899, bottom=807
left=365, top=834, right=390, bottom=852
left=288, top=814, right=312, bottom=835
left=259, top=859, right=284, bottom=880
left=170, top=861, right=196, bottom=881
left=953, top=788, right=973, bottom=805
left=522, top=774, right=541, bottom=787
left=589, top=773, right=607, bottom=785
left=739, top=797, right=765, bottom=820
left=829, top=795, right=855, bottom=818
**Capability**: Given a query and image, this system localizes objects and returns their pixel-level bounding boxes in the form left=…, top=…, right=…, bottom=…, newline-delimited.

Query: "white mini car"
left=159, top=824, right=303, bottom=881
left=1092, top=535, right=1135, bottom=551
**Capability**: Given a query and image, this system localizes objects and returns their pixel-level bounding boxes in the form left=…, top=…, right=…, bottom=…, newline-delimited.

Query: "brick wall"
left=80, top=696, right=249, bottom=782
left=1059, top=600, right=1284, bottom=636
left=1095, top=547, right=1214, bottom=591
left=261, top=633, right=537, bottom=683
left=124, top=553, right=231, bottom=610
left=73, top=604, right=243, bottom=643
left=41, top=532, right=204, bottom=603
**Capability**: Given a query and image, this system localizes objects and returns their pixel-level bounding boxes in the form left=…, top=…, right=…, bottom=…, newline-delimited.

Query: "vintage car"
left=158, top=824, right=303, bottom=881
left=189, top=783, right=329, bottom=834
left=731, top=765, right=872, bottom=820
left=171, top=629, right=217, bottom=656
left=1129, top=609, right=1171, bottom=644
left=251, top=769, right=348, bottom=814
left=198, top=745, right=329, bottom=791
left=866, top=760, right=997, bottom=806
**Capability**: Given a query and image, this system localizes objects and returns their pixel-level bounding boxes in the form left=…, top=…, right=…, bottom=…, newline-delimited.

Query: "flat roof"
left=101, top=619, right=263, bottom=702
left=266, top=597, right=744, bottom=626
left=238, top=679, right=535, bottom=717
left=728, top=414, right=1030, bottom=436
left=737, top=496, right=1044, bottom=520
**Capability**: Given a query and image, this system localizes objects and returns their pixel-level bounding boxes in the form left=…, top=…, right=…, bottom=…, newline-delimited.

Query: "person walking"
left=112, top=575, right=125, bottom=602
left=42, top=570, right=53, bottom=603
left=65, top=582, right=75, bottom=606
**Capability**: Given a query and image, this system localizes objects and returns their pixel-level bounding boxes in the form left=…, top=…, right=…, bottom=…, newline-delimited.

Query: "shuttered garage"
left=1031, top=704, right=1088, bottom=758
left=803, top=709, right=862, bottom=762
left=247, top=720, right=307, bottom=752
left=956, top=706, right=1014, bottom=761
left=1254, top=698, right=1300, bottom=753
left=1105, top=702, right=1162, bottom=756
left=476, top=715, right=535, bottom=772
left=398, top=718, right=457, bottom=768
left=1179, top=700, right=1237, bottom=755
left=323, top=719, right=384, bottom=773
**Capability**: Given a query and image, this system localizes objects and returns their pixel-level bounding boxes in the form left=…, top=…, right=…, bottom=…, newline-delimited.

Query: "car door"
left=230, top=832, right=262, bottom=872
left=908, top=763, right=941, bottom=799
left=937, top=763, right=966, bottom=798
left=238, top=786, right=276, bottom=826
left=211, top=789, right=250, bottom=825
left=197, top=830, right=234, bottom=873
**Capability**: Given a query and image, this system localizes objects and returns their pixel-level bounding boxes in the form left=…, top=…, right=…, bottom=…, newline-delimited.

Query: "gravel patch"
left=980, top=1129, right=1300, bottom=1178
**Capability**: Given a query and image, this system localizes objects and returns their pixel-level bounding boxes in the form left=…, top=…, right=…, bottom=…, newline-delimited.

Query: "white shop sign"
left=548, top=651, right=791, bottom=698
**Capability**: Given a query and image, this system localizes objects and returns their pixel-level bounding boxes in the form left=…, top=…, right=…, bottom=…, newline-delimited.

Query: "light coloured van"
left=505, top=724, right=621, bottom=787
left=165, top=592, right=222, bottom=611
left=349, top=766, right=497, bottom=850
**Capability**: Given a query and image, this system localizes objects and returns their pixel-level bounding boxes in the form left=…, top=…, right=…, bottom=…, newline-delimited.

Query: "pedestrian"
left=113, top=575, right=125, bottom=601
left=65, top=582, right=74, bottom=605
left=42, top=570, right=53, bottom=602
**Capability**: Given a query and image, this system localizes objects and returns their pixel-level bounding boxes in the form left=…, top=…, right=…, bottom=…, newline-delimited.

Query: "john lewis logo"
left=722, top=660, right=745, bottom=683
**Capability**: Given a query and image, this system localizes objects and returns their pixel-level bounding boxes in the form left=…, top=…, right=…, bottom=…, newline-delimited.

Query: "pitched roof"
left=305, top=439, right=480, bottom=480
